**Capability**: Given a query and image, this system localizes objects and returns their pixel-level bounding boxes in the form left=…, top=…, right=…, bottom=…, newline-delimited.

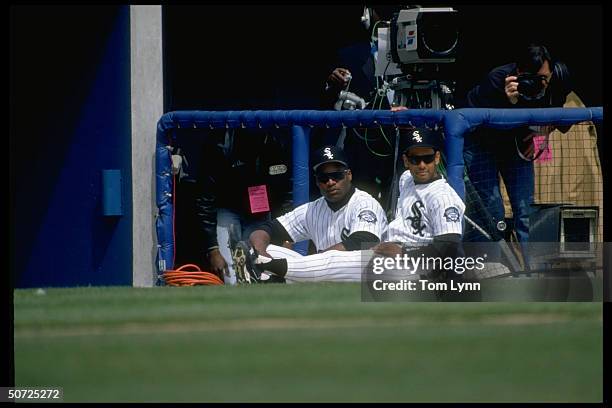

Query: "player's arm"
left=321, top=231, right=381, bottom=252
left=334, top=200, right=387, bottom=252
left=404, top=233, right=462, bottom=258
left=373, top=233, right=461, bottom=258
left=249, top=219, right=293, bottom=258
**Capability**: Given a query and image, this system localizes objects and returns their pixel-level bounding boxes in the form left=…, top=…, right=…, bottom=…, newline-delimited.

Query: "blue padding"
left=155, top=108, right=603, bottom=274
left=157, top=109, right=449, bottom=130
left=155, top=127, right=174, bottom=280
left=291, top=125, right=311, bottom=255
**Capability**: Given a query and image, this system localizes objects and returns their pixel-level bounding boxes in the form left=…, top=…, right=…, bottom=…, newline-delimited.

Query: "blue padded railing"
left=155, top=107, right=603, bottom=277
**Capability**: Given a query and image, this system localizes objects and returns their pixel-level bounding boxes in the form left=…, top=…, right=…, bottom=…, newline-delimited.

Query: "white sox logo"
left=323, top=147, right=334, bottom=159
left=406, top=200, right=426, bottom=236
left=412, top=130, right=423, bottom=143
left=341, top=227, right=350, bottom=241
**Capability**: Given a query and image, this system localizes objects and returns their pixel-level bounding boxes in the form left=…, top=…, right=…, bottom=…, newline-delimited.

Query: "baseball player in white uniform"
left=231, top=145, right=388, bottom=283
left=235, top=128, right=466, bottom=283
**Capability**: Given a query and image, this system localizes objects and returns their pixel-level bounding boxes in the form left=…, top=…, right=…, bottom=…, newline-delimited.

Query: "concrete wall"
left=130, top=5, right=164, bottom=287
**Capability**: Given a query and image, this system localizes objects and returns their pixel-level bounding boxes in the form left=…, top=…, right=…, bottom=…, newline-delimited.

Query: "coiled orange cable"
left=163, top=264, right=224, bottom=286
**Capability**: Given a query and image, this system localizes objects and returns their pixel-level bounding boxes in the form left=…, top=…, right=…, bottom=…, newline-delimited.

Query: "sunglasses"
left=315, top=170, right=348, bottom=183
left=406, top=154, right=436, bottom=165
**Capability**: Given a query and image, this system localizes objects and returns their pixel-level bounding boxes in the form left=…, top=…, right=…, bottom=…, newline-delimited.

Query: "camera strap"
left=515, top=131, right=550, bottom=162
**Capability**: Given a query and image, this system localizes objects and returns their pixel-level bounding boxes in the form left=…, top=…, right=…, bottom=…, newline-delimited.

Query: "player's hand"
left=327, top=68, right=351, bottom=90
left=372, top=242, right=404, bottom=257
left=504, top=76, right=519, bottom=105
left=208, top=249, right=228, bottom=280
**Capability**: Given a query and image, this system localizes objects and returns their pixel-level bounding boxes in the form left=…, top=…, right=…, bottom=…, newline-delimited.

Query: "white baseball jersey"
left=384, top=170, right=465, bottom=244
left=276, top=188, right=387, bottom=251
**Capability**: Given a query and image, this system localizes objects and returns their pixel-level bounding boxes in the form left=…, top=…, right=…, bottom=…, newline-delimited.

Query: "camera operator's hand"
left=327, top=68, right=351, bottom=90
left=504, top=75, right=520, bottom=105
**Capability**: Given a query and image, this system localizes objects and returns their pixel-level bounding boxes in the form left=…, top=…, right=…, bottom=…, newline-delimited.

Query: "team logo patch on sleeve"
left=443, top=207, right=461, bottom=222
left=358, top=209, right=378, bottom=224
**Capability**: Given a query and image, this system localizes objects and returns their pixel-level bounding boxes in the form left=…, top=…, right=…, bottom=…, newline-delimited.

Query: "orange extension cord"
left=163, top=264, right=224, bottom=286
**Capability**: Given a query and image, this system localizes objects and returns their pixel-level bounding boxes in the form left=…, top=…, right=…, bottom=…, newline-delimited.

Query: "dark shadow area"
left=11, top=5, right=132, bottom=287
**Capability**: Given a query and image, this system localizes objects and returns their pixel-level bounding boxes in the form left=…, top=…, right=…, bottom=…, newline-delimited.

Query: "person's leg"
left=217, top=209, right=243, bottom=285
left=255, top=247, right=371, bottom=283
left=256, top=245, right=423, bottom=283
left=283, top=250, right=369, bottom=282
left=284, top=251, right=424, bottom=283
left=265, top=244, right=305, bottom=259
left=500, top=160, right=534, bottom=244
left=463, top=132, right=505, bottom=240
left=499, top=153, right=534, bottom=270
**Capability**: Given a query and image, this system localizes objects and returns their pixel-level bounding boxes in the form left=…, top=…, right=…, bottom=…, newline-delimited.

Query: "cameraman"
left=460, top=43, right=571, bottom=266
left=317, top=5, right=400, bottom=210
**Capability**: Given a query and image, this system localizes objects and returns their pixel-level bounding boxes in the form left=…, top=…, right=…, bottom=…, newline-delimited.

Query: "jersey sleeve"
left=429, top=193, right=465, bottom=237
left=395, top=171, right=411, bottom=219
left=276, top=202, right=310, bottom=243
left=346, top=195, right=388, bottom=240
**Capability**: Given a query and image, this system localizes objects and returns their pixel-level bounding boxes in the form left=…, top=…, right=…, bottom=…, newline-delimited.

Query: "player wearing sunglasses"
left=231, top=128, right=466, bottom=284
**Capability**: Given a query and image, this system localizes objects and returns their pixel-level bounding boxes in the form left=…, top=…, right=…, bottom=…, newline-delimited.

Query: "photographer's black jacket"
left=462, top=63, right=571, bottom=140
left=195, top=129, right=293, bottom=252
left=465, top=63, right=568, bottom=109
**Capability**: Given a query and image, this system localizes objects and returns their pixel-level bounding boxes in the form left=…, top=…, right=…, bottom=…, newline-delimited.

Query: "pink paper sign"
left=248, top=185, right=270, bottom=214
left=533, top=135, right=553, bottom=163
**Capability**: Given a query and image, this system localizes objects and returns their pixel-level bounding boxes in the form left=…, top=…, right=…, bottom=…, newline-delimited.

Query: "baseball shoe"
left=231, top=241, right=262, bottom=284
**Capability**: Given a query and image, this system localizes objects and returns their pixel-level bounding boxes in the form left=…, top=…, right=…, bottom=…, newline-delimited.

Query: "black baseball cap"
left=312, top=145, right=349, bottom=172
left=400, top=127, right=442, bottom=153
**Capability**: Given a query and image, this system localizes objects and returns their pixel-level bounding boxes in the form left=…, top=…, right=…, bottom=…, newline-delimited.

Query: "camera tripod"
left=389, top=76, right=455, bottom=110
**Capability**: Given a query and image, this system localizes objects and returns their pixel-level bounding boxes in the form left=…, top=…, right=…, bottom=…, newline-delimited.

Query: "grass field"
left=13, top=283, right=602, bottom=403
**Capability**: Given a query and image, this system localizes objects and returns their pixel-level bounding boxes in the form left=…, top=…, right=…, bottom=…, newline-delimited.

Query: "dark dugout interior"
left=163, top=4, right=602, bottom=110
left=162, top=5, right=603, bottom=266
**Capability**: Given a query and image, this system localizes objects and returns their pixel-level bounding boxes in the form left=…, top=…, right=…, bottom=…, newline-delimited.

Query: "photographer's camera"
left=516, top=73, right=547, bottom=101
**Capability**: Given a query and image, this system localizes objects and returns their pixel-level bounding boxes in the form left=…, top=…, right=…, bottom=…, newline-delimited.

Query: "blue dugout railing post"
left=291, top=125, right=311, bottom=255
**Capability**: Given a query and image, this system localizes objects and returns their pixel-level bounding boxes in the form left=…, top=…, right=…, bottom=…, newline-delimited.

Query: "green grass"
left=13, top=284, right=603, bottom=402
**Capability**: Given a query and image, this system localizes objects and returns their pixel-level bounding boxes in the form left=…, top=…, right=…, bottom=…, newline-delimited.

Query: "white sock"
left=256, top=255, right=272, bottom=264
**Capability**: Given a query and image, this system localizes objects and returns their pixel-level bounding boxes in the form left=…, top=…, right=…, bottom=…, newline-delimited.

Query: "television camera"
left=388, top=6, right=459, bottom=109
left=334, top=5, right=459, bottom=111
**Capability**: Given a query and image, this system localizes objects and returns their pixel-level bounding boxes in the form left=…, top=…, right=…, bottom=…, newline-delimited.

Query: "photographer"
left=460, top=43, right=571, bottom=264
